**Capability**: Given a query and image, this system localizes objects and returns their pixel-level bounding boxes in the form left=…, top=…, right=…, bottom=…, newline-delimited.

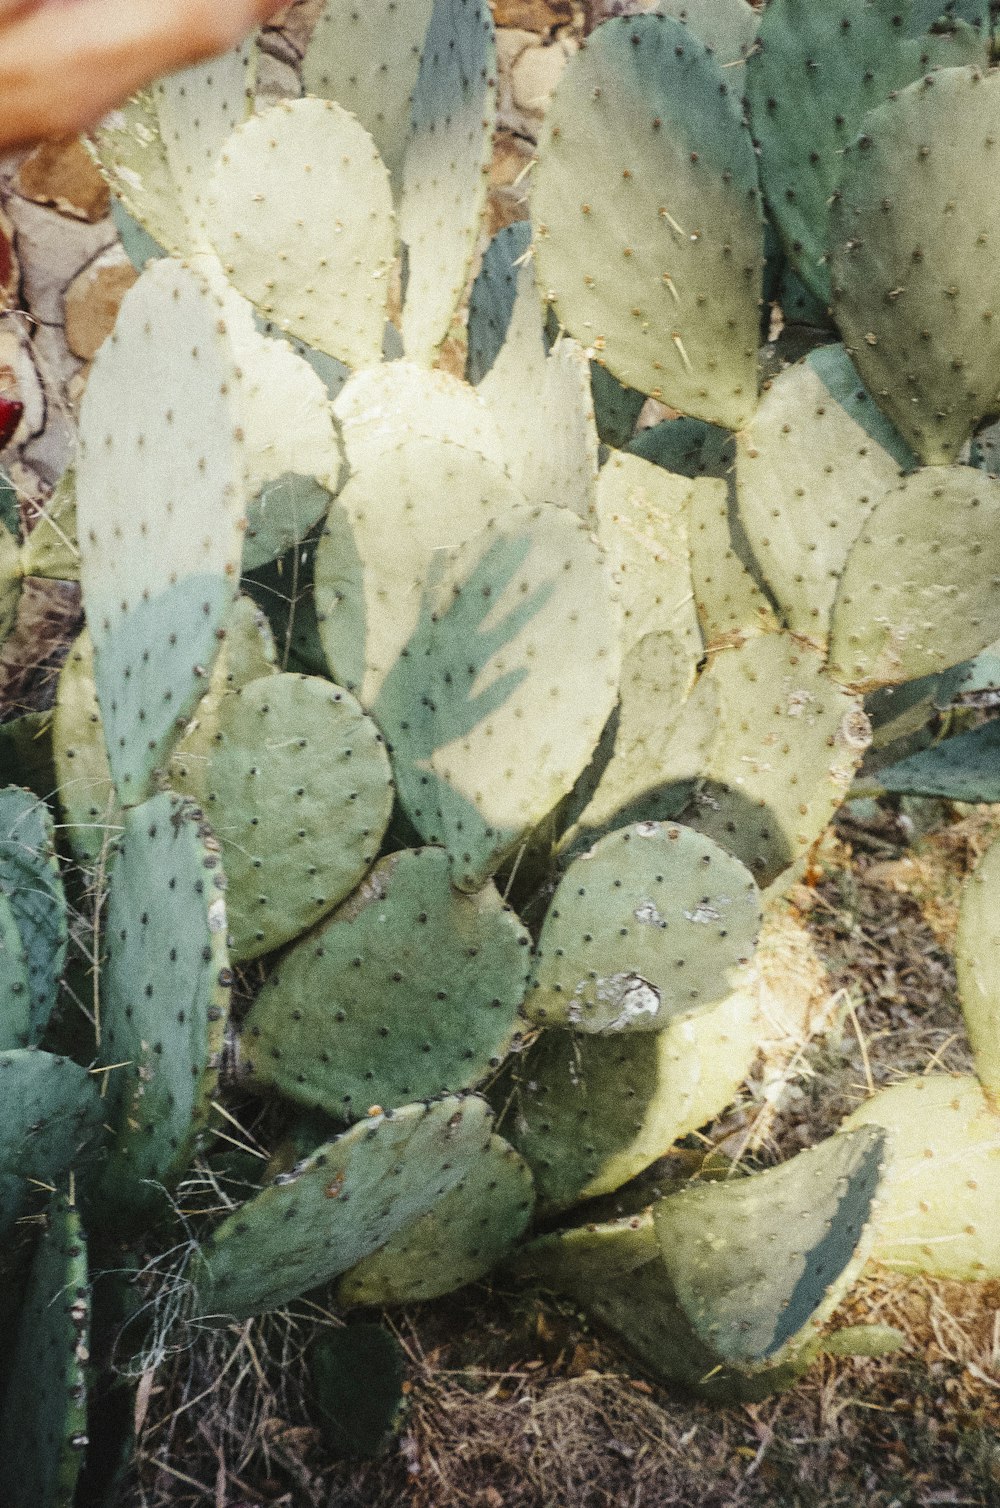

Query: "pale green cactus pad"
left=504, top=983, right=760, bottom=1210
left=76, top=259, right=247, bottom=806
left=532, top=13, right=763, bottom=426
left=377, top=503, right=622, bottom=891
left=526, top=822, right=760, bottom=1035
left=565, top=634, right=719, bottom=848
left=747, top=0, right=983, bottom=307
left=0, top=516, right=20, bottom=642
left=338, top=1133, right=534, bottom=1305
left=51, top=632, right=119, bottom=865
left=170, top=673, right=393, bottom=961
left=302, top=0, right=435, bottom=190
left=314, top=432, right=525, bottom=705
left=0, top=787, right=67, bottom=1046
left=241, top=847, right=530, bottom=1116
left=334, top=361, right=508, bottom=474
left=19, top=469, right=78, bottom=583
left=0, top=1187, right=90, bottom=1508
left=190, top=1094, right=495, bottom=1319
left=92, top=42, right=255, bottom=256
left=736, top=345, right=914, bottom=644
left=687, top=477, right=777, bottom=648
left=399, top=0, right=498, bottom=365
left=842, top=1076, right=1000, bottom=1279
left=684, top=633, right=869, bottom=885
left=93, top=793, right=230, bottom=1220
left=477, top=254, right=599, bottom=521
left=955, top=842, right=1000, bottom=1108
left=830, top=66, right=1000, bottom=464
left=655, top=0, right=758, bottom=62
left=204, top=99, right=396, bottom=368
left=595, top=450, right=702, bottom=661
left=828, top=467, right=1000, bottom=691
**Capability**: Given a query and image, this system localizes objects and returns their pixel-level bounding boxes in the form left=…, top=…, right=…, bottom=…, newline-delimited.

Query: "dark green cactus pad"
left=828, top=467, right=1000, bottom=691
left=310, top=1323, right=406, bottom=1459
left=376, top=504, right=622, bottom=892
left=655, top=0, right=758, bottom=62
left=302, top=0, right=434, bottom=190
left=594, top=451, right=702, bottom=661
left=955, top=842, right=1000, bottom=1107
left=399, top=0, right=498, bottom=364
left=76, top=261, right=247, bottom=806
left=565, top=634, right=719, bottom=848
left=242, top=525, right=330, bottom=678
left=687, top=477, right=778, bottom=647
left=504, top=986, right=759, bottom=1211
left=830, top=66, right=1000, bottom=464
left=590, top=362, right=647, bottom=451
left=171, top=672, right=393, bottom=961
left=842, top=1075, right=1000, bottom=1278
left=527, top=822, right=760, bottom=1035
left=338, top=1134, right=534, bottom=1305
left=314, top=433, right=525, bottom=707
left=0, top=1051, right=102, bottom=1236
left=0, top=895, right=30, bottom=1049
left=626, top=415, right=734, bottom=480
left=0, top=786, right=67, bottom=1045
left=747, top=0, right=984, bottom=308
left=684, top=633, right=870, bottom=885
left=0, top=1188, right=90, bottom=1508
left=532, top=13, right=763, bottom=426
left=205, top=99, right=396, bottom=369
left=242, top=847, right=530, bottom=1116
left=92, top=793, right=230, bottom=1220
left=736, top=345, right=915, bottom=644
left=190, top=1094, right=495, bottom=1319
left=873, top=719, right=1000, bottom=802
left=466, top=222, right=533, bottom=386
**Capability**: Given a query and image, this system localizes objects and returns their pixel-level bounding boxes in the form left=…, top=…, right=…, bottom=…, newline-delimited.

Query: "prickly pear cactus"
left=526, top=822, right=760, bottom=1034
left=241, top=847, right=530, bottom=1116
left=0, top=1187, right=90, bottom=1508
left=532, top=13, right=764, bottom=425
left=0, top=1051, right=101, bottom=1235
left=956, top=838, right=1000, bottom=1105
left=92, top=793, right=230, bottom=1220
left=190, top=1095, right=495, bottom=1319
left=0, top=787, right=67, bottom=1046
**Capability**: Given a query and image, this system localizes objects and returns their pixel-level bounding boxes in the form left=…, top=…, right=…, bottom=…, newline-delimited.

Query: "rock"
left=5, top=193, right=116, bottom=325
left=255, top=50, right=303, bottom=107
left=495, top=0, right=573, bottom=28
left=64, top=250, right=137, bottom=362
left=496, top=28, right=536, bottom=125
left=0, top=324, right=45, bottom=443
left=15, top=138, right=110, bottom=223
left=509, top=37, right=577, bottom=129
left=0, top=206, right=19, bottom=312
left=486, top=130, right=534, bottom=237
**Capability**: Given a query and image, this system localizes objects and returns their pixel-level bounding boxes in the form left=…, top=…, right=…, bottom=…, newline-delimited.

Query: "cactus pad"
left=842, top=1076, right=1000, bottom=1279
left=828, top=467, right=1000, bottom=691
left=532, top=13, right=763, bottom=425
left=93, top=793, right=230, bottom=1219
left=684, top=633, right=869, bottom=885
left=0, top=787, right=67, bottom=1046
left=505, top=983, right=759, bottom=1210
left=205, top=99, right=396, bottom=368
left=338, top=1134, right=534, bottom=1304
left=315, top=433, right=525, bottom=705
left=736, top=345, right=914, bottom=643
left=655, top=0, right=758, bottom=62
left=830, top=66, right=1000, bottom=463
left=466, top=221, right=533, bottom=386
left=687, top=477, right=777, bottom=647
left=0, top=1051, right=102, bottom=1220
left=0, top=1187, right=90, bottom=1508
left=955, top=841, right=1000, bottom=1107
left=76, top=260, right=247, bottom=806
left=170, top=672, right=392, bottom=960
left=191, top=1094, right=495, bottom=1319
left=242, top=847, right=530, bottom=1115
left=334, top=361, right=508, bottom=474
left=377, top=504, right=622, bottom=891
left=527, top=822, right=760, bottom=1034
left=399, top=0, right=498, bottom=365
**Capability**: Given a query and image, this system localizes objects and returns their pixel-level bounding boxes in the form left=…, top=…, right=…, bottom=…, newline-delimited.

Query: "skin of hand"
left=0, top=0, right=288, bottom=150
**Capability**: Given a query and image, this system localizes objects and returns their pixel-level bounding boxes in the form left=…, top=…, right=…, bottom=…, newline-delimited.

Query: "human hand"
left=0, top=0, right=287, bottom=151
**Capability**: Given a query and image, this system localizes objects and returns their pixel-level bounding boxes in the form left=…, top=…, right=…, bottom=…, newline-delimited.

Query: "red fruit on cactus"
left=0, top=396, right=22, bottom=449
